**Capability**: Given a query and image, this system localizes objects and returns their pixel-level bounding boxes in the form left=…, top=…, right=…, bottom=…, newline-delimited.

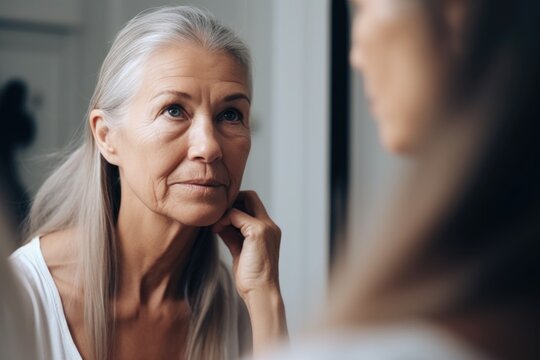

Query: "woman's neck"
left=115, top=197, right=200, bottom=310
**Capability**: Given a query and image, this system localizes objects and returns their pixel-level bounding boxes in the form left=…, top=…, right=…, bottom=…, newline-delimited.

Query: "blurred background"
left=0, top=0, right=400, bottom=336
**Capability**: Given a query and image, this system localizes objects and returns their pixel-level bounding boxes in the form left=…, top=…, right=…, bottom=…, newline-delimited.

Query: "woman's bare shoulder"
left=40, top=228, right=77, bottom=266
left=40, top=228, right=79, bottom=293
left=40, top=228, right=86, bottom=351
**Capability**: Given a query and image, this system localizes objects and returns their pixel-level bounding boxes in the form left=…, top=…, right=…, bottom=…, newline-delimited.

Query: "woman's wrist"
left=243, top=286, right=289, bottom=355
left=243, top=284, right=283, bottom=313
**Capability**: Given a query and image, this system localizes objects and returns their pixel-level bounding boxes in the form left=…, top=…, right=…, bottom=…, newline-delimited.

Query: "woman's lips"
left=180, top=179, right=225, bottom=186
left=172, top=179, right=227, bottom=195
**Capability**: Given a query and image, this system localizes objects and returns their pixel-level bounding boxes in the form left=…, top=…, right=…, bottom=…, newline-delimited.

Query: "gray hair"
left=27, top=6, right=251, bottom=359
left=94, top=5, right=252, bottom=122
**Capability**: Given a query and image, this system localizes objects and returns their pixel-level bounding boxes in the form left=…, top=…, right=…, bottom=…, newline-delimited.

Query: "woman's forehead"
left=141, top=44, right=249, bottom=92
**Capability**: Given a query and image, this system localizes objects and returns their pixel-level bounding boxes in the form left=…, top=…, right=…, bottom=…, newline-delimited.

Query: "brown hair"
left=329, top=1, right=540, bottom=358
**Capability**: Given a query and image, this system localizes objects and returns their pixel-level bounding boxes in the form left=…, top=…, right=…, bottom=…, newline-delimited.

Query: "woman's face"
left=110, top=44, right=251, bottom=227
left=350, top=0, right=450, bottom=153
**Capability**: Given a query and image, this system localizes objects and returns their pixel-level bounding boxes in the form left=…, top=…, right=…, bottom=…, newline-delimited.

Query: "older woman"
left=10, top=6, right=287, bottom=360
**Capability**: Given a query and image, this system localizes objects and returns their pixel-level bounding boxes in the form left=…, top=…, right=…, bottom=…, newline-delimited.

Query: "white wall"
left=0, top=1, right=83, bottom=194
left=0, top=0, right=81, bottom=27
left=348, top=73, right=404, bottom=245
left=269, top=0, right=330, bottom=334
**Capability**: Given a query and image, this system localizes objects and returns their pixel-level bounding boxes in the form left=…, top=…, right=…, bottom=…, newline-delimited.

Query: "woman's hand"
left=212, top=191, right=281, bottom=298
left=212, top=190, right=288, bottom=355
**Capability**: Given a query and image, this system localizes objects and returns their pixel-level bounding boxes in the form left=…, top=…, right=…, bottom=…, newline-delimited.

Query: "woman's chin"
left=382, top=136, right=410, bottom=155
left=379, top=126, right=417, bottom=155
left=170, top=206, right=226, bottom=228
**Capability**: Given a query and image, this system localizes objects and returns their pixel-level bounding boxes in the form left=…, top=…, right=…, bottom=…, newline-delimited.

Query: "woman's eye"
left=165, top=105, right=185, bottom=118
left=219, top=109, right=243, bottom=123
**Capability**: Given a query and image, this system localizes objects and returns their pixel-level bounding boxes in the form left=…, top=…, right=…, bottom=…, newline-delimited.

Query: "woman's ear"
left=89, top=109, right=120, bottom=165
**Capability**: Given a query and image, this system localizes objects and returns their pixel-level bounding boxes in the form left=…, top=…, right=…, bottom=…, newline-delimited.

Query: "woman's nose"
left=187, top=118, right=223, bottom=163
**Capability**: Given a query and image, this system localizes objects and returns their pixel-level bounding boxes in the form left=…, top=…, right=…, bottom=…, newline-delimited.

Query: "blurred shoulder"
left=1, top=247, right=39, bottom=359
left=257, top=324, right=487, bottom=360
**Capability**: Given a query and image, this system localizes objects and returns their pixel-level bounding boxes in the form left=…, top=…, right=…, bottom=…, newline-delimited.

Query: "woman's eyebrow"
left=223, top=93, right=251, bottom=104
left=151, top=90, right=192, bottom=100
left=150, top=90, right=250, bottom=104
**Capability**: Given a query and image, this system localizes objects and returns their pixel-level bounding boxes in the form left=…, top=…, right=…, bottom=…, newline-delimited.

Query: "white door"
left=0, top=0, right=82, bottom=195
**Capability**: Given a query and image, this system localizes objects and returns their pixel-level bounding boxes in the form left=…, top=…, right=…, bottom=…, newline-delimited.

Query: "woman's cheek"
left=225, top=138, right=251, bottom=204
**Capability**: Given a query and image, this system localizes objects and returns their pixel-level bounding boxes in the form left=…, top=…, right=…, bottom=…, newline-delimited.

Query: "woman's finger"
left=226, top=208, right=267, bottom=239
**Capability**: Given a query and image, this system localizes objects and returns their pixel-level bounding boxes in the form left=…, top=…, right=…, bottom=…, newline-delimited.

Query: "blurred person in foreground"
left=0, top=79, right=36, bottom=234
left=9, top=6, right=287, bottom=360
left=261, top=0, right=539, bottom=359
left=0, top=189, right=37, bottom=358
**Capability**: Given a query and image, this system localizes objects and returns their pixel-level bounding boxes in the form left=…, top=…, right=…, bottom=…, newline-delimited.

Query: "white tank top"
left=9, top=237, right=82, bottom=360
left=9, top=236, right=252, bottom=360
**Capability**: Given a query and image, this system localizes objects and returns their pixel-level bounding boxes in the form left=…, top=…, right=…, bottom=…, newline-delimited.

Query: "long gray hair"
left=26, top=6, right=251, bottom=359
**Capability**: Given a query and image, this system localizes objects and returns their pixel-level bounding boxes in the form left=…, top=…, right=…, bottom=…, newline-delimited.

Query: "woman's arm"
left=213, top=191, right=289, bottom=355
left=243, top=286, right=288, bottom=355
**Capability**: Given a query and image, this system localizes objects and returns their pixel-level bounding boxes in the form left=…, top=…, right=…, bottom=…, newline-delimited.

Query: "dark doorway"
left=329, top=0, right=351, bottom=265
